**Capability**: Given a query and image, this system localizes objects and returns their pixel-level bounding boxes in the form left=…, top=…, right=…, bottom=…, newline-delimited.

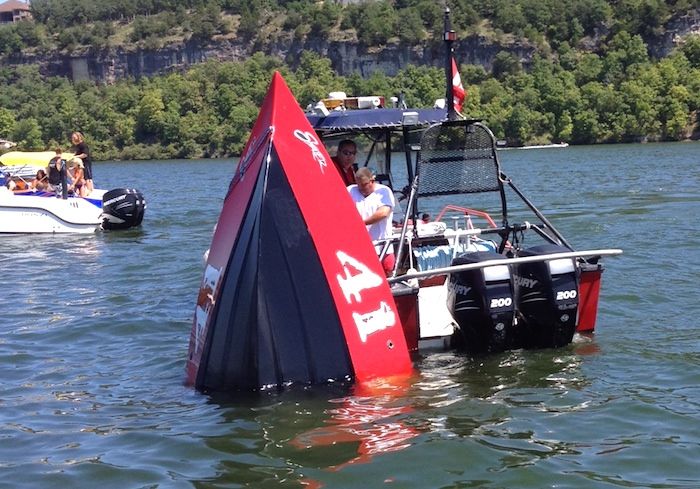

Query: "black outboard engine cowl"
left=447, top=251, right=517, bottom=353
left=102, top=188, right=146, bottom=230
left=514, top=244, right=579, bottom=349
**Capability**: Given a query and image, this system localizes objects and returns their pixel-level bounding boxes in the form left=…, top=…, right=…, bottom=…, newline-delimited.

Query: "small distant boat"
left=500, top=142, right=569, bottom=150
left=0, top=139, right=16, bottom=150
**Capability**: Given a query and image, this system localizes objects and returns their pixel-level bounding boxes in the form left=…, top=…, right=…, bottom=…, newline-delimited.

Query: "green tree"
left=681, top=35, right=700, bottom=68
left=0, top=107, right=15, bottom=137
left=504, top=103, right=534, bottom=145
left=492, top=51, right=521, bottom=80
left=619, top=79, right=659, bottom=139
left=602, top=31, right=649, bottom=84
left=571, top=109, right=601, bottom=144
left=12, top=117, right=43, bottom=150
left=354, top=1, right=398, bottom=45
left=135, top=87, right=166, bottom=139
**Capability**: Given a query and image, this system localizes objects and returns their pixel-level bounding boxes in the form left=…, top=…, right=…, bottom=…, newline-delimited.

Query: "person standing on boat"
left=332, top=139, right=357, bottom=186
left=348, top=167, right=396, bottom=274
left=70, top=131, right=93, bottom=193
left=47, top=148, right=68, bottom=198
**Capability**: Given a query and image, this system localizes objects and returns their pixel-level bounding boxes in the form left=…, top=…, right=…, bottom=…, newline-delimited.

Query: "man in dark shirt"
left=47, top=148, right=68, bottom=198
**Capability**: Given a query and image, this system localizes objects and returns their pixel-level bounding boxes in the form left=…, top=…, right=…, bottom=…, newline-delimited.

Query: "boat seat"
left=413, top=239, right=498, bottom=272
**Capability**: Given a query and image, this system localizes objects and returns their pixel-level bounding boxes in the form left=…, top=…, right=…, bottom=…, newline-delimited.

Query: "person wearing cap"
left=68, top=156, right=87, bottom=197
left=332, top=139, right=357, bottom=186
left=348, top=167, right=396, bottom=274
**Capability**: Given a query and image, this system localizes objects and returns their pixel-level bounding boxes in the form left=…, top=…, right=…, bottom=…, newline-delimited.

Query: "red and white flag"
left=451, top=57, right=466, bottom=113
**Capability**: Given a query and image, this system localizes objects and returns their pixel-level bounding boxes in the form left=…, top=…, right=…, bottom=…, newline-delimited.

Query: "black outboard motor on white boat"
left=101, top=188, right=146, bottom=230
left=447, top=251, right=517, bottom=353
left=513, top=244, right=579, bottom=348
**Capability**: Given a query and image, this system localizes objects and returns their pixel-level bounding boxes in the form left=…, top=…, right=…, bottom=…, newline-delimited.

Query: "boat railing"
left=380, top=221, right=518, bottom=276
left=387, top=248, right=624, bottom=285
left=434, top=205, right=498, bottom=229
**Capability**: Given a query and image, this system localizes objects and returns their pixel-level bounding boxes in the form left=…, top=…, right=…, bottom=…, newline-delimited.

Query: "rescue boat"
left=187, top=9, right=621, bottom=393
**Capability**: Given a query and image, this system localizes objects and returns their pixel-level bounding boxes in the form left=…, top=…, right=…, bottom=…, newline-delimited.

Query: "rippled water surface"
left=2, top=142, right=699, bottom=488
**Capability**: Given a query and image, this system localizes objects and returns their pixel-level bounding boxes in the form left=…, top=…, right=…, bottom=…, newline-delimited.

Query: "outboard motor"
left=102, top=188, right=146, bottom=230
left=446, top=251, right=517, bottom=353
left=514, top=244, right=579, bottom=349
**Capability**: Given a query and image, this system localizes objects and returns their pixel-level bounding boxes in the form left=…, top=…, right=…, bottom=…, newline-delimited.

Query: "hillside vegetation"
left=0, top=0, right=699, bottom=158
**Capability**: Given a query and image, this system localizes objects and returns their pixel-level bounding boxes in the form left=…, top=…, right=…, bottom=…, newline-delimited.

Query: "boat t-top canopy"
left=0, top=151, right=75, bottom=167
left=307, top=107, right=450, bottom=134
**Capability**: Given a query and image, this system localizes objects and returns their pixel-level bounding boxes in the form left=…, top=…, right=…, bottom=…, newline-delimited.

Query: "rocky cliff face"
left=9, top=34, right=536, bottom=84
left=6, top=9, right=699, bottom=84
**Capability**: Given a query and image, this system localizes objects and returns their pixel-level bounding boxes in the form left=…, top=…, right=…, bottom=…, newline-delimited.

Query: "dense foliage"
left=0, top=1, right=699, bottom=157
left=7, top=0, right=700, bottom=51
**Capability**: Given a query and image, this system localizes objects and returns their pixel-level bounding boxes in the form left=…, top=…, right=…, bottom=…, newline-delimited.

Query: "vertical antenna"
left=444, top=5, right=458, bottom=121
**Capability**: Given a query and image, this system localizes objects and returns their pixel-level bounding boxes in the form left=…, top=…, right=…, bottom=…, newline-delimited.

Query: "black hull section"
left=196, top=149, right=353, bottom=392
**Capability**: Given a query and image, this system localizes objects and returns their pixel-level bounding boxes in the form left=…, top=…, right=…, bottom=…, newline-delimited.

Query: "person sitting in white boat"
left=1, top=171, right=15, bottom=190
left=332, top=139, right=357, bottom=186
left=31, top=169, right=48, bottom=191
left=67, top=157, right=87, bottom=197
left=348, top=167, right=396, bottom=274
left=47, top=148, right=68, bottom=198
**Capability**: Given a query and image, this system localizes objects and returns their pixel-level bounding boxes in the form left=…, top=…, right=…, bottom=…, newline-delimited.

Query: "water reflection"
left=289, top=376, right=420, bottom=472
left=199, top=377, right=422, bottom=487
left=197, top=342, right=600, bottom=487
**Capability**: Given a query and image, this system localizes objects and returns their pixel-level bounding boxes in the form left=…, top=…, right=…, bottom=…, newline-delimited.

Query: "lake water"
left=2, top=142, right=699, bottom=488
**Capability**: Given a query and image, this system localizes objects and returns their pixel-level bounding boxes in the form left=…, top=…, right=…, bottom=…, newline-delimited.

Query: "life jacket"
left=47, top=158, right=66, bottom=185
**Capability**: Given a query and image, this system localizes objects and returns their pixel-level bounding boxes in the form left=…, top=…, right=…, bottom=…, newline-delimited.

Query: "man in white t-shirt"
left=348, top=167, right=395, bottom=274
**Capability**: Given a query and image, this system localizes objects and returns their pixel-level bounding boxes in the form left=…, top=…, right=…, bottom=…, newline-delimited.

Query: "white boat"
left=0, top=187, right=146, bottom=234
left=1, top=150, right=146, bottom=234
left=306, top=107, right=620, bottom=355
left=499, top=142, right=570, bottom=150
left=0, top=139, right=16, bottom=150
left=1, top=187, right=103, bottom=234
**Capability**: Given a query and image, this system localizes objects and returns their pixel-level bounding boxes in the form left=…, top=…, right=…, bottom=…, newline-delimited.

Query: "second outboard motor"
left=514, top=244, right=579, bottom=349
left=102, top=188, right=146, bottom=230
left=447, top=251, right=517, bottom=353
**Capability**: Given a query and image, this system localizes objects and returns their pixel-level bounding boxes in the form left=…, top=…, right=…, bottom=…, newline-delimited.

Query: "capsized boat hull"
left=186, top=72, right=413, bottom=393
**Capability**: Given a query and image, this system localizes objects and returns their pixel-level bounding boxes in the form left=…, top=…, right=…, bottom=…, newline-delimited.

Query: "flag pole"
left=444, top=6, right=458, bottom=121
